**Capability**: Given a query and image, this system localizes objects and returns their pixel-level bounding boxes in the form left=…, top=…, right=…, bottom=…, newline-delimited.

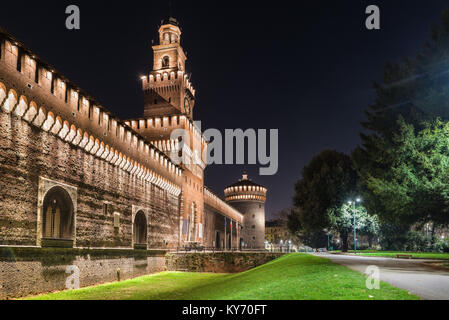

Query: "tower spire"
left=142, top=14, right=196, bottom=119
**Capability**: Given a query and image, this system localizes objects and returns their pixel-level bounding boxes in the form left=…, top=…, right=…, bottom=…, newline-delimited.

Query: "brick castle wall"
left=0, top=113, right=180, bottom=248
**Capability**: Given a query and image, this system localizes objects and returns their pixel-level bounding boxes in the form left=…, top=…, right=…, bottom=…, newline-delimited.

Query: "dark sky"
left=1, top=1, right=448, bottom=219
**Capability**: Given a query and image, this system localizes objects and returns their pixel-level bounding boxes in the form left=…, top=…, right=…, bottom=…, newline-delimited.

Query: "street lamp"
left=348, top=198, right=362, bottom=255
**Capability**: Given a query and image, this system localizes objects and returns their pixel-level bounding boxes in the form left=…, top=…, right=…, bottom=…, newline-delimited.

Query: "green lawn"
left=26, top=254, right=418, bottom=300
left=332, top=250, right=449, bottom=260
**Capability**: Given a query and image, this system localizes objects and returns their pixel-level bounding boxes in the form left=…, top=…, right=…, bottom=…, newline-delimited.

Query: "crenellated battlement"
left=141, top=71, right=195, bottom=97
left=125, top=114, right=208, bottom=146
left=0, top=28, right=182, bottom=195
left=150, top=139, right=181, bottom=154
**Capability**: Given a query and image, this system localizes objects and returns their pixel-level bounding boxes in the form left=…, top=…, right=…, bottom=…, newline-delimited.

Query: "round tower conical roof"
left=225, top=174, right=266, bottom=190
left=224, top=174, right=267, bottom=203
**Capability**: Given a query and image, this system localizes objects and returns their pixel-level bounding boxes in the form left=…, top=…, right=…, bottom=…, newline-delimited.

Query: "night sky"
left=1, top=1, right=448, bottom=219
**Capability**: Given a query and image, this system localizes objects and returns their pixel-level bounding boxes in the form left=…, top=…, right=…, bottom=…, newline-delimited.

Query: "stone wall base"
left=0, top=248, right=285, bottom=299
left=0, top=247, right=167, bottom=299
left=166, top=252, right=285, bottom=273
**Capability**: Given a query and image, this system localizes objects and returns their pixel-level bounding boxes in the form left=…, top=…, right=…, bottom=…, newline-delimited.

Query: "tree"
left=355, top=9, right=449, bottom=229
left=290, top=150, right=359, bottom=251
left=362, top=9, right=449, bottom=137
left=359, top=210, right=380, bottom=248
left=364, top=118, right=449, bottom=227
left=297, top=230, right=328, bottom=249
left=287, top=207, right=328, bottom=249
left=271, top=208, right=290, bottom=225
left=378, top=223, right=410, bottom=251
left=329, top=203, right=379, bottom=251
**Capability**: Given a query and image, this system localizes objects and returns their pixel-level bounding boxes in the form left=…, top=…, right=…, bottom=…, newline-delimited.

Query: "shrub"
left=433, top=239, right=449, bottom=253
left=404, top=231, right=430, bottom=252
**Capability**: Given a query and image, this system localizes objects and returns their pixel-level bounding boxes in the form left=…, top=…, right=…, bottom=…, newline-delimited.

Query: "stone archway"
left=133, top=211, right=148, bottom=249
left=41, top=186, right=75, bottom=247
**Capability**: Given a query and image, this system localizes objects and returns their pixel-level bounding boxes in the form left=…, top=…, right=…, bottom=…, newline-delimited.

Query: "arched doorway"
left=134, top=211, right=147, bottom=249
left=42, top=186, right=74, bottom=247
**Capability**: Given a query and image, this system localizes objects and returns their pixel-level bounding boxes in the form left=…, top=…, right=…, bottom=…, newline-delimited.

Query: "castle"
left=0, top=16, right=267, bottom=259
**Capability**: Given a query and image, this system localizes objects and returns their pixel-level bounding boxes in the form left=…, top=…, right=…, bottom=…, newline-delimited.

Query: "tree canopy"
left=355, top=10, right=449, bottom=228
left=292, top=150, right=358, bottom=232
left=363, top=118, right=449, bottom=226
left=289, top=150, right=380, bottom=251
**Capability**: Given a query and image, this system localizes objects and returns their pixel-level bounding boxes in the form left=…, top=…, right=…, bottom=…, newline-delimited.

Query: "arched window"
left=42, top=186, right=74, bottom=244
left=162, top=56, right=170, bottom=69
left=134, top=211, right=147, bottom=247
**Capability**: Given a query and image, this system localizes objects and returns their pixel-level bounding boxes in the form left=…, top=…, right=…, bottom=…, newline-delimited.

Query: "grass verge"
left=25, top=254, right=418, bottom=300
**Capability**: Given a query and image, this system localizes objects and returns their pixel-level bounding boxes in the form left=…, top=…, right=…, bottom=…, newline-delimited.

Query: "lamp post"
left=348, top=198, right=362, bottom=255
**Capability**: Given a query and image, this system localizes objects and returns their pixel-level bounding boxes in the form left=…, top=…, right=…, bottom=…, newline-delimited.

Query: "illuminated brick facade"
left=0, top=17, right=247, bottom=250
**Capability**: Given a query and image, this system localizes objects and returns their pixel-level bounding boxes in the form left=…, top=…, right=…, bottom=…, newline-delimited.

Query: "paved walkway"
left=316, top=253, right=449, bottom=300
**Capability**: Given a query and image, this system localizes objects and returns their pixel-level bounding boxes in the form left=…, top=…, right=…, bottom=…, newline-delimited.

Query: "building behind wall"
left=265, top=221, right=290, bottom=245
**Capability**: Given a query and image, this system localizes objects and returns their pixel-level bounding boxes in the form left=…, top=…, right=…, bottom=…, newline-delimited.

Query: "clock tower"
left=142, top=17, right=196, bottom=120
left=133, top=16, right=207, bottom=247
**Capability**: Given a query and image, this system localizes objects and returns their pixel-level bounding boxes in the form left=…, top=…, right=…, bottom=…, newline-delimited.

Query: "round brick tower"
left=224, top=174, right=267, bottom=250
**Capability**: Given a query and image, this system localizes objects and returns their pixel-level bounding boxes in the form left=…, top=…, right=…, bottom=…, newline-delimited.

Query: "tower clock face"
left=184, top=98, right=191, bottom=115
